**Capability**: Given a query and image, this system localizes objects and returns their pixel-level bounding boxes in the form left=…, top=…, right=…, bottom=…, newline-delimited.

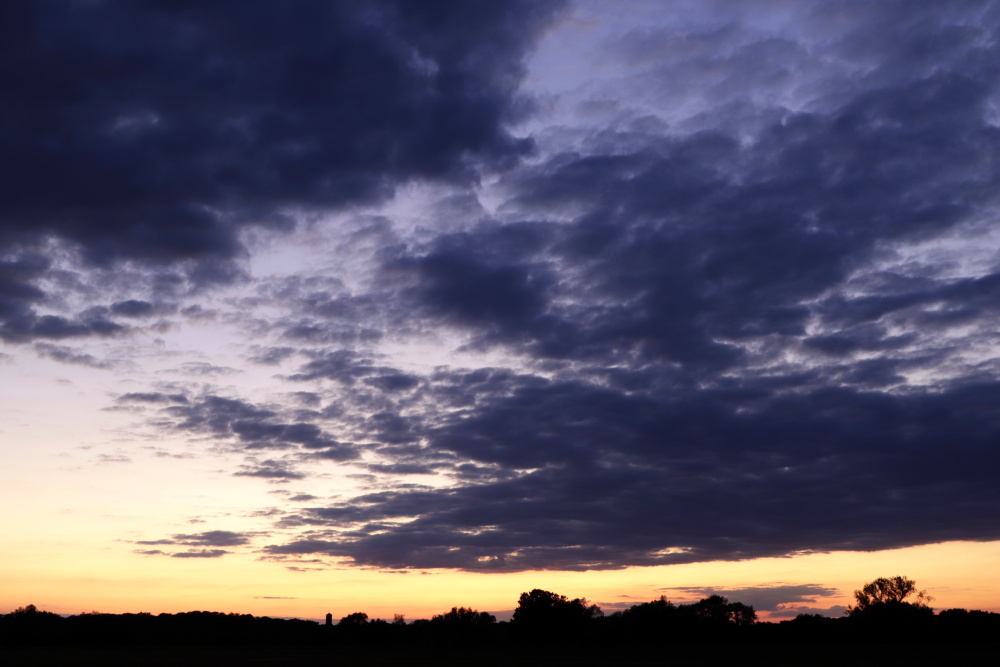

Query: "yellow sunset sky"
left=4, top=0, right=1000, bottom=625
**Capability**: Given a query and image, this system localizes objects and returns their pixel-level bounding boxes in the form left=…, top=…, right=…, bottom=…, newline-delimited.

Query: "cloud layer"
left=7, top=1, right=1000, bottom=573
left=0, top=0, right=564, bottom=330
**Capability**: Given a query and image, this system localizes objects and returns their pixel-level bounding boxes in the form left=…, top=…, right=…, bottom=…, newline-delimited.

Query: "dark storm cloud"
left=118, top=392, right=189, bottom=404
left=661, top=585, right=840, bottom=612
left=384, top=1, right=1000, bottom=373
left=364, top=373, right=421, bottom=393
left=402, top=65, right=1000, bottom=368
left=34, top=343, right=113, bottom=369
left=247, top=346, right=297, bottom=366
left=0, top=0, right=565, bottom=339
left=390, top=222, right=560, bottom=350
left=109, top=300, right=161, bottom=318
left=115, top=392, right=360, bottom=477
left=132, top=531, right=252, bottom=559
left=367, top=462, right=440, bottom=475
left=3, top=314, right=124, bottom=343
left=253, top=2, right=1000, bottom=571
left=287, top=350, right=399, bottom=385
left=151, top=393, right=358, bottom=460
left=256, top=275, right=392, bottom=346
left=172, top=530, right=252, bottom=547
left=0, top=251, right=126, bottom=342
left=109, top=2, right=1000, bottom=573
left=0, top=254, right=49, bottom=327
left=817, top=271, right=1000, bottom=335
left=136, top=530, right=251, bottom=547
left=165, top=395, right=274, bottom=434
left=289, top=370, right=1000, bottom=571
left=770, top=605, right=848, bottom=619
left=171, top=550, right=230, bottom=559
left=290, top=392, right=322, bottom=407
left=264, top=539, right=344, bottom=557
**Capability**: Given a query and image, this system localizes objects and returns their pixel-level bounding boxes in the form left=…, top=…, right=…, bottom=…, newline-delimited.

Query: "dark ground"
left=2, top=643, right=996, bottom=666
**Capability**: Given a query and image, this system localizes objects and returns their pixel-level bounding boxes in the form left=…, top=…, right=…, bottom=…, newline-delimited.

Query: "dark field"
left=3, top=643, right=996, bottom=666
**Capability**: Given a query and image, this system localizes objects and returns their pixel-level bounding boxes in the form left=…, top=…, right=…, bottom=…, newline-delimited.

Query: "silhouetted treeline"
left=3, top=594, right=999, bottom=649
left=0, top=605, right=319, bottom=647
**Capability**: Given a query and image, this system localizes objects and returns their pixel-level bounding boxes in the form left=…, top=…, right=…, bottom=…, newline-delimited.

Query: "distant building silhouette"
left=325, top=613, right=332, bottom=627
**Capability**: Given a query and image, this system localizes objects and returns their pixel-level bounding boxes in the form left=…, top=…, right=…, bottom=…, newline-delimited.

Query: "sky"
left=3, top=0, right=1000, bottom=622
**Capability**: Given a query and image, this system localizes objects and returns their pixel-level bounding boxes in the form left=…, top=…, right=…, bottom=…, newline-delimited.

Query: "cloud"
left=288, top=350, right=393, bottom=384
left=136, top=530, right=252, bottom=548
left=114, top=2, right=1000, bottom=573
left=769, top=605, right=848, bottom=619
left=247, top=346, right=298, bottom=366
left=95, top=453, right=132, bottom=465
left=390, top=225, right=558, bottom=348
left=269, top=376, right=1000, bottom=570
left=0, top=0, right=566, bottom=351
left=660, top=584, right=841, bottom=612
left=34, top=343, right=114, bottom=369
left=171, top=531, right=252, bottom=547
left=174, top=362, right=242, bottom=377
left=118, top=392, right=189, bottom=404
left=153, top=393, right=358, bottom=460
left=131, top=531, right=252, bottom=559
left=234, top=461, right=306, bottom=480
left=0, top=253, right=125, bottom=343
left=171, top=549, right=230, bottom=559
left=0, top=1, right=565, bottom=320
left=109, top=300, right=162, bottom=318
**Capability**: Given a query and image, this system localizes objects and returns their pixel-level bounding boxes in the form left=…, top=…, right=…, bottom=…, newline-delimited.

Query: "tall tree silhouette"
left=511, top=589, right=601, bottom=643
left=848, top=576, right=932, bottom=615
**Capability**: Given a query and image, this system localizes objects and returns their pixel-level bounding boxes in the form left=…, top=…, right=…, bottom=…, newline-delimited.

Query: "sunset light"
left=3, top=1, right=1000, bottom=641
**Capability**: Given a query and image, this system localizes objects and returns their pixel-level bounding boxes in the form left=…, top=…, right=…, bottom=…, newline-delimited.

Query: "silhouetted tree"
left=512, top=589, right=602, bottom=643
left=338, top=612, right=369, bottom=627
left=1, top=604, right=65, bottom=646
left=687, top=595, right=757, bottom=626
left=727, top=601, right=756, bottom=626
left=936, top=608, right=1000, bottom=643
left=431, top=606, right=496, bottom=627
left=612, top=595, right=679, bottom=644
left=691, top=595, right=732, bottom=624
left=427, top=606, right=498, bottom=644
left=844, top=576, right=934, bottom=643
left=847, top=576, right=932, bottom=615
left=332, top=611, right=372, bottom=644
left=624, top=596, right=675, bottom=618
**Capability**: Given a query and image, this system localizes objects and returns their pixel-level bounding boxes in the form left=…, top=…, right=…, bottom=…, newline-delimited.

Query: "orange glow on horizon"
left=3, top=540, right=999, bottom=621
